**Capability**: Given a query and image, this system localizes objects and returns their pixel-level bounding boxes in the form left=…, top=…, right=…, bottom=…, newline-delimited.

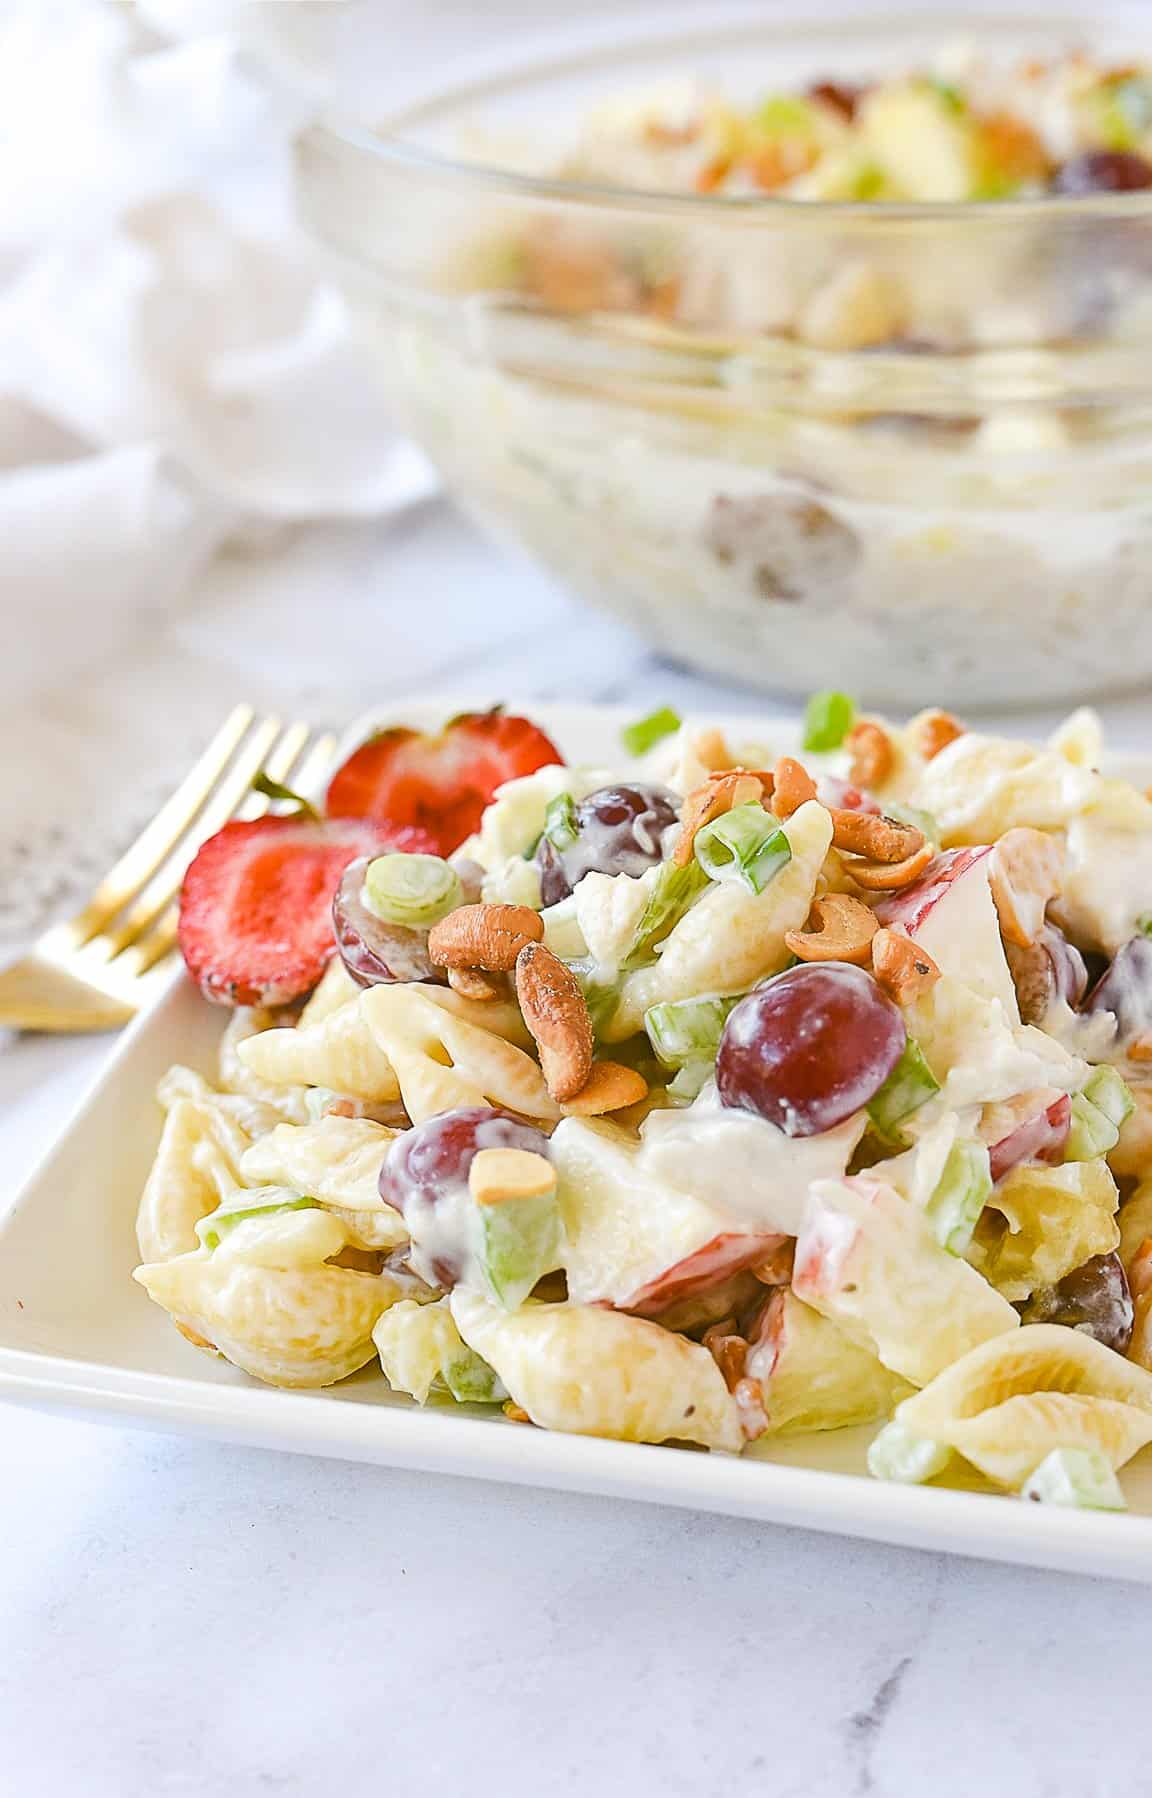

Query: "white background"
left=3, top=6, right=1152, bottom=1795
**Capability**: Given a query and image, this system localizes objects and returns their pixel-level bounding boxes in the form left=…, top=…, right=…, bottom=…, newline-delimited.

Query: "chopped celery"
left=439, top=1347, right=508, bottom=1406
left=925, top=1140, right=992, bottom=1255
left=621, top=706, right=681, bottom=757
left=472, top=1189, right=563, bottom=1311
left=758, top=94, right=818, bottom=135
left=666, top=1061, right=714, bottom=1103
left=1021, top=1447, right=1126, bottom=1511
left=644, top=993, right=736, bottom=1068
left=868, top=1421, right=952, bottom=1484
left=866, top=1036, right=941, bottom=1146
left=1085, top=1064, right=1136, bottom=1129
left=1065, top=1094, right=1121, bottom=1163
left=542, top=792, right=579, bottom=851
left=694, top=805, right=792, bottom=895
left=197, top=1194, right=317, bottom=1251
left=364, top=853, right=463, bottom=927
left=802, top=689, right=856, bottom=752
left=620, top=862, right=709, bottom=971
left=1065, top=1067, right=1135, bottom=1163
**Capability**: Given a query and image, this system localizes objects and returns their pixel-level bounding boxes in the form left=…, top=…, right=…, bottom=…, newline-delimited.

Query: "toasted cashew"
left=468, top=1147, right=556, bottom=1207
left=770, top=757, right=818, bottom=820
left=448, top=966, right=507, bottom=1002
left=914, top=709, right=965, bottom=761
left=846, top=843, right=935, bottom=891
left=784, top=893, right=879, bottom=966
left=560, top=1060, right=650, bottom=1116
left=515, top=942, right=595, bottom=1102
left=429, top=903, right=544, bottom=971
left=988, top=828, right=1065, bottom=949
left=872, top=928, right=942, bottom=1003
left=829, top=809, right=924, bottom=864
left=673, top=770, right=766, bottom=867
left=845, top=719, right=893, bottom=789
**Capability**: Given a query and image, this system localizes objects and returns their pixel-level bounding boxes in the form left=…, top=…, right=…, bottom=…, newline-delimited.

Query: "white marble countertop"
left=3, top=499, right=1151, bottom=1798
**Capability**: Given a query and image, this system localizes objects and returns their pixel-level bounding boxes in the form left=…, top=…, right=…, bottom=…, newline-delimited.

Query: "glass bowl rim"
left=309, top=6, right=1152, bottom=223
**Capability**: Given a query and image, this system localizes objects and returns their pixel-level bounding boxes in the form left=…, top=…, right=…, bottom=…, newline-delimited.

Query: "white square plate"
left=4, top=701, right=1152, bottom=1582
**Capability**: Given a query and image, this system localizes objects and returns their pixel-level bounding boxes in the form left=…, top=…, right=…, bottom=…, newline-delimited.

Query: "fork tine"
left=92, top=721, right=318, bottom=962
left=67, top=704, right=255, bottom=947
left=115, top=728, right=340, bottom=980
left=78, top=715, right=290, bottom=966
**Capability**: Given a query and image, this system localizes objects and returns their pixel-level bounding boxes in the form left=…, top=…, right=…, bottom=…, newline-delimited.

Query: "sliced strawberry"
left=325, top=709, right=564, bottom=855
left=178, top=816, right=428, bottom=1008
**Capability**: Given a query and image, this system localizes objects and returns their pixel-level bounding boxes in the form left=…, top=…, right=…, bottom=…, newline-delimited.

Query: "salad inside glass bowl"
left=134, top=694, right=1152, bottom=1510
left=296, top=17, right=1152, bottom=706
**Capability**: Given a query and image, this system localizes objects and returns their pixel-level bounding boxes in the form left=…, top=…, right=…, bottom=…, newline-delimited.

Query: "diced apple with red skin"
left=549, top=1118, right=784, bottom=1312
left=623, top=1230, right=787, bottom=1318
left=743, top=1287, right=912, bottom=1436
left=874, top=847, right=1019, bottom=1021
left=793, top=1175, right=1019, bottom=1386
left=982, top=1089, right=1072, bottom=1184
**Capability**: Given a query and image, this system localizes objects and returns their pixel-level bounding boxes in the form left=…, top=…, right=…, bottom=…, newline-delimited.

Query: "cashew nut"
left=784, top=893, right=879, bottom=966
left=846, top=843, right=936, bottom=891
left=988, top=827, right=1065, bottom=949
left=872, top=928, right=941, bottom=1004
left=829, top=809, right=925, bottom=864
left=913, top=709, right=965, bottom=761
left=770, top=757, right=818, bottom=820
left=428, top=903, right=544, bottom=971
left=674, top=770, right=767, bottom=867
left=845, top=719, right=893, bottom=789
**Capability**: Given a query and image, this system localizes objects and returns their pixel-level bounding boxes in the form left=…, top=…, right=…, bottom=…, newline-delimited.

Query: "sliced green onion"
left=694, top=805, right=791, bottom=895
left=1137, top=913, right=1152, bottom=939
left=925, top=1140, right=992, bottom=1255
left=363, top=853, right=463, bottom=928
left=621, top=706, right=681, bottom=758
left=197, top=1193, right=317, bottom=1251
left=867, top=1421, right=952, bottom=1484
left=1021, top=1447, right=1126, bottom=1510
left=866, top=1036, right=941, bottom=1146
left=251, top=771, right=319, bottom=820
left=542, top=792, right=579, bottom=851
left=645, top=993, right=736, bottom=1068
left=621, top=862, right=710, bottom=971
left=802, top=689, right=856, bottom=753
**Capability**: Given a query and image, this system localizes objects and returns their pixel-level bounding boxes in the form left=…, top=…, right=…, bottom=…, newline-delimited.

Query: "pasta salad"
left=135, top=697, right=1152, bottom=1511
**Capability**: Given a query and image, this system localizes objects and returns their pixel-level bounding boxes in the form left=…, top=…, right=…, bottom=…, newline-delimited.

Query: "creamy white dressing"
left=638, top=1080, right=866, bottom=1237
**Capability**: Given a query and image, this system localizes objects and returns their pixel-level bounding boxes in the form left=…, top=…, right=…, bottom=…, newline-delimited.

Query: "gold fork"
left=0, top=706, right=337, bottom=1034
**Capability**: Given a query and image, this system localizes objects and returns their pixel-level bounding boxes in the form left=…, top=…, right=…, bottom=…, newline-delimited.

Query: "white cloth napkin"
left=0, top=0, right=437, bottom=705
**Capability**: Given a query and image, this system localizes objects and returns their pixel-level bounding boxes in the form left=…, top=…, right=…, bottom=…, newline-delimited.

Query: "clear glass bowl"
left=295, top=11, right=1152, bottom=706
